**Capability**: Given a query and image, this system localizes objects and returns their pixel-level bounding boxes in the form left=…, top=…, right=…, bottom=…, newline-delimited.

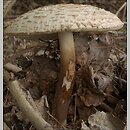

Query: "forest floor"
left=3, top=0, right=127, bottom=130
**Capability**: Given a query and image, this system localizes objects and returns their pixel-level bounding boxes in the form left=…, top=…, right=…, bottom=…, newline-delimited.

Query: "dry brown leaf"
left=35, top=95, right=49, bottom=121
left=74, top=33, right=112, bottom=70
left=79, top=88, right=104, bottom=107
left=88, top=111, right=124, bottom=130
left=23, top=55, right=58, bottom=97
left=76, top=66, right=105, bottom=107
left=93, top=73, right=114, bottom=94
left=78, top=106, right=96, bottom=122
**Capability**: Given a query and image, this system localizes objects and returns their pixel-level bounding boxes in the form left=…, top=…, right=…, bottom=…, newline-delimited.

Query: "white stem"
left=55, top=32, right=75, bottom=125
left=58, top=32, right=75, bottom=74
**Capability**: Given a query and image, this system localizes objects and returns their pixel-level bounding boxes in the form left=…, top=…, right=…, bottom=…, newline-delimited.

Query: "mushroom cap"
left=5, top=4, right=123, bottom=40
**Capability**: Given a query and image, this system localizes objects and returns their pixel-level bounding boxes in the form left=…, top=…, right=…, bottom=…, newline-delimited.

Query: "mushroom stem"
left=59, top=32, right=75, bottom=70
left=55, top=32, right=75, bottom=125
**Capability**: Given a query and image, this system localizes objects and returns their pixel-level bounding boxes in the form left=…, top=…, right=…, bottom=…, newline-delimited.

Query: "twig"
left=4, top=0, right=16, bottom=18
left=25, top=91, right=40, bottom=112
left=74, top=94, right=77, bottom=123
left=35, top=95, right=49, bottom=121
left=113, top=76, right=127, bottom=84
left=116, top=2, right=127, bottom=16
left=46, top=111, right=67, bottom=130
left=4, top=70, right=53, bottom=130
left=123, top=3, right=127, bottom=22
left=103, top=93, right=119, bottom=104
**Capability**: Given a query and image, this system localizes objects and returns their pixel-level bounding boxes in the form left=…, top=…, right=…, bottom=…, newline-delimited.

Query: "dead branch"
left=4, top=70, right=53, bottom=130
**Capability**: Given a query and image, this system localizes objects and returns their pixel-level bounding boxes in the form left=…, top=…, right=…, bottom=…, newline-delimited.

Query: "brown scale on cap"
left=5, top=4, right=123, bottom=37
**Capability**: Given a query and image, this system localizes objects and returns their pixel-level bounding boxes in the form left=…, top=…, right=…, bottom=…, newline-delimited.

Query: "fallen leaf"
left=88, top=111, right=124, bottom=130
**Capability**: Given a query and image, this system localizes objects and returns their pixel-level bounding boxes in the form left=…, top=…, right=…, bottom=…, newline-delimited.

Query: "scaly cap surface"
left=5, top=4, right=124, bottom=39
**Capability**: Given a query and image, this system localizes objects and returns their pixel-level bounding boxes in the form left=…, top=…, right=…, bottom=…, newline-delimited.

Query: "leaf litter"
left=3, top=0, right=127, bottom=130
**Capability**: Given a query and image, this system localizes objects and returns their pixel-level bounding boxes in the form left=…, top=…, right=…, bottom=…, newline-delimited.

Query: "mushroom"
left=5, top=4, right=123, bottom=126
